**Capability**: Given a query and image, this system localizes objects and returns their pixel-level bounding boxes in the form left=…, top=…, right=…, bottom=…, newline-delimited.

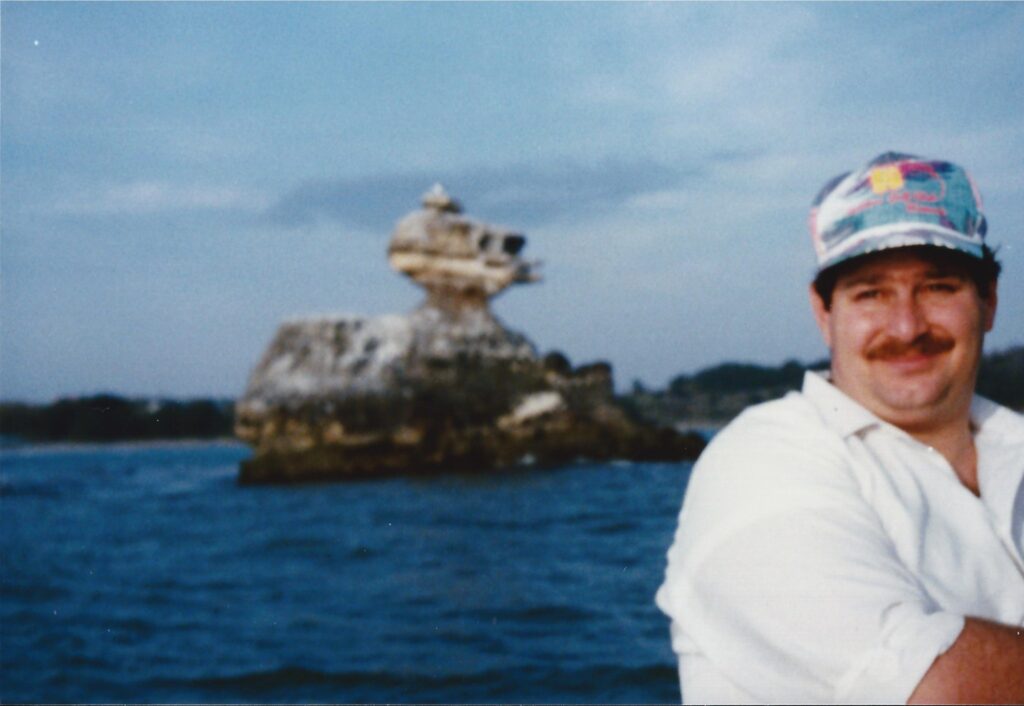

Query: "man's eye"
left=853, top=289, right=881, bottom=301
left=926, top=281, right=960, bottom=293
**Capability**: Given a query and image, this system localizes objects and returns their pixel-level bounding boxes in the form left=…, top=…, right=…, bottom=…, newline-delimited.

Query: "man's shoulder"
left=684, top=390, right=854, bottom=512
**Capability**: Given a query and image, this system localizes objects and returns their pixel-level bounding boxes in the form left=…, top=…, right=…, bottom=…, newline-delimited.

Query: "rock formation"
left=235, top=185, right=705, bottom=483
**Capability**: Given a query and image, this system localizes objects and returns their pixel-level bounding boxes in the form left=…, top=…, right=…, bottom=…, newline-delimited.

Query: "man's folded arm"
left=908, top=616, right=1024, bottom=704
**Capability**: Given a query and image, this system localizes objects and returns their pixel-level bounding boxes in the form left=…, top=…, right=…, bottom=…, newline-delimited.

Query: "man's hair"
left=812, top=244, right=1002, bottom=310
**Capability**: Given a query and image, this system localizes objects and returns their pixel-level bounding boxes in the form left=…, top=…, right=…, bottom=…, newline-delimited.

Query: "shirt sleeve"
left=656, top=406, right=965, bottom=704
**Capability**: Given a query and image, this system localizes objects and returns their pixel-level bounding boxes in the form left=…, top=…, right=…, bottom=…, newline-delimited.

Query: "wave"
left=148, top=661, right=678, bottom=696
left=506, top=603, right=597, bottom=623
left=0, top=479, right=65, bottom=499
left=150, top=664, right=508, bottom=693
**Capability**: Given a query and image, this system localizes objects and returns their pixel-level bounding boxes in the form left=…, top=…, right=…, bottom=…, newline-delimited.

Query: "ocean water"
left=0, top=441, right=694, bottom=703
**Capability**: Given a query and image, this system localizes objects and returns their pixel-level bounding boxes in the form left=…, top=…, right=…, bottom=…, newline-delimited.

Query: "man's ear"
left=809, top=283, right=833, bottom=348
left=982, top=279, right=998, bottom=332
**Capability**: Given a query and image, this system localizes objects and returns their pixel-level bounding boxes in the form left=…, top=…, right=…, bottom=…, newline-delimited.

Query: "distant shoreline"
left=673, top=420, right=728, bottom=433
left=0, top=436, right=246, bottom=453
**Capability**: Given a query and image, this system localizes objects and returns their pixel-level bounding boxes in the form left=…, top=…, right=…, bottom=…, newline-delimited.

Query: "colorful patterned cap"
left=809, top=152, right=987, bottom=273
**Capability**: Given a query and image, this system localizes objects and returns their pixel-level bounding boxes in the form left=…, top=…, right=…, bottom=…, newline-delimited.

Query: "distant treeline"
left=0, top=396, right=235, bottom=443
left=976, top=346, right=1024, bottom=409
left=624, top=345, right=1024, bottom=425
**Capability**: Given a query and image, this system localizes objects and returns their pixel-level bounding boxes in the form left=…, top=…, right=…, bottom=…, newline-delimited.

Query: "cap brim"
left=817, top=225, right=984, bottom=273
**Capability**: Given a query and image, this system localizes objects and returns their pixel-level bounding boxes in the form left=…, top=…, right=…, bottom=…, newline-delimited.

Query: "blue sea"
left=1, top=441, right=695, bottom=703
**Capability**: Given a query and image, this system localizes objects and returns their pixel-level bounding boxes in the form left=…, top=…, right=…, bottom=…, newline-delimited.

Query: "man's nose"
left=887, top=293, right=929, bottom=340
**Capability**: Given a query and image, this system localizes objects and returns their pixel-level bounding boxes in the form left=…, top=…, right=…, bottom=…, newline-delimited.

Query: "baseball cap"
left=809, top=152, right=987, bottom=274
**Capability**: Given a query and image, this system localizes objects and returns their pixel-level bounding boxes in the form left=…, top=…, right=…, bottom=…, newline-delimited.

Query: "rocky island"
left=235, top=185, right=705, bottom=483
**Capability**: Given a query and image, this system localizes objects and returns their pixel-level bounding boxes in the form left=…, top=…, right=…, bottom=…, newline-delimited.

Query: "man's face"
left=810, top=248, right=997, bottom=432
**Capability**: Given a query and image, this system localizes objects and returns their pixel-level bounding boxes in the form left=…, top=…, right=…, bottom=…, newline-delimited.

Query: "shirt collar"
left=801, top=370, right=880, bottom=438
left=802, top=369, right=1021, bottom=442
left=803, top=371, right=1024, bottom=549
left=971, top=395, right=1024, bottom=516
left=970, top=395, right=1018, bottom=441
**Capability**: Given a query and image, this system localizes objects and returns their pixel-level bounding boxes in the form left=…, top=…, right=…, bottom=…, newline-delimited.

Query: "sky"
left=2, top=2, right=1022, bottom=402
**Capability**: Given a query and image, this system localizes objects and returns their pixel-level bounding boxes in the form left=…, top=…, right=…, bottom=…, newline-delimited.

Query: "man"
left=656, top=152, right=1024, bottom=704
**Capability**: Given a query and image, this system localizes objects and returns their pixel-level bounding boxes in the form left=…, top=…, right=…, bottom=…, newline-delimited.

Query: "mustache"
left=866, top=332, right=955, bottom=360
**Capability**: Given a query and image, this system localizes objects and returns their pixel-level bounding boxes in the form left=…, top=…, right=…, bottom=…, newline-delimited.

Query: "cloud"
left=54, top=181, right=271, bottom=216
left=263, top=154, right=766, bottom=232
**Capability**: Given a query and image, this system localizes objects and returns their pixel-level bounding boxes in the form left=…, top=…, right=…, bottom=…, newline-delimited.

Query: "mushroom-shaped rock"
left=388, top=184, right=540, bottom=308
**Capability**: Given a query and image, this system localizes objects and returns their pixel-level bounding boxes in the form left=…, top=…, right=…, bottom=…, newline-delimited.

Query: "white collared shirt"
left=655, top=371, right=1024, bottom=704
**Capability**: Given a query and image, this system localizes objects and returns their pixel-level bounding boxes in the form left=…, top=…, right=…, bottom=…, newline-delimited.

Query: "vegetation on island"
left=1, top=346, right=1020, bottom=444
left=976, top=345, right=1024, bottom=409
left=0, top=396, right=235, bottom=444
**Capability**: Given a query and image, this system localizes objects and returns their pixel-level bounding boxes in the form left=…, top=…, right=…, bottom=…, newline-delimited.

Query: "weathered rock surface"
left=235, top=187, right=704, bottom=483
